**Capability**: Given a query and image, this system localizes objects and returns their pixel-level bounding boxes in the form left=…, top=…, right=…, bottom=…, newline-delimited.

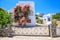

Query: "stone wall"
left=12, top=26, right=49, bottom=36
left=56, top=26, right=60, bottom=36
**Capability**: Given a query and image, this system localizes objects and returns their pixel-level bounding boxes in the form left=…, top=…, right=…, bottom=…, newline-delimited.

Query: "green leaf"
left=0, top=8, right=13, bottom=28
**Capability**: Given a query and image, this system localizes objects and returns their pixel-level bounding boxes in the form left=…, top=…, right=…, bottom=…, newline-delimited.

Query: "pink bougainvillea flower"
left=22, top=4, right=30, bottom=12
left=22, top=6, right=27, bottom=12
left=14, top=8, right=17, bottom=16
left=25, top=4, right=30, bottom=8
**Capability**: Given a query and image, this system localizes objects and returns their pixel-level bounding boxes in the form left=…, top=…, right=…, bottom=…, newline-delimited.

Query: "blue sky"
left=0, top=0, right=60, bottom=14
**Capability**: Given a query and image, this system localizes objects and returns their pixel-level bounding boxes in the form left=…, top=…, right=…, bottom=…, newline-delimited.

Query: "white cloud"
left=36, top=13, right=40, bottom=15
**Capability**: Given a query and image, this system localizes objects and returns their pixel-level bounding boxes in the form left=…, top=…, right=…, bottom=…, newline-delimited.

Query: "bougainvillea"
left=14, top=4, right=31, bottom=25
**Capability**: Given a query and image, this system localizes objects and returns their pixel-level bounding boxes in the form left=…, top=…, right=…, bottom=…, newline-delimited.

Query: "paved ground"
left=0, top=36, right=60, bottom=40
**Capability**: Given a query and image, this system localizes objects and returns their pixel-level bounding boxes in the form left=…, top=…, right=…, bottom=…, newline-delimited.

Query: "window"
left=48, top=17, right=50, bottom=21
left=44, top=19, right=46, bottom=21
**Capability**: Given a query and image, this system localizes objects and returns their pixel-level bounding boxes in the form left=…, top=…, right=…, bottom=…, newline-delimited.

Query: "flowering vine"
left=14, top=4, right=31, bottom=25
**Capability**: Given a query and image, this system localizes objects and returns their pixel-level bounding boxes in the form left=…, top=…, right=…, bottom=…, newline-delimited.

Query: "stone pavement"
left=0, top=36, right=60, bottom=40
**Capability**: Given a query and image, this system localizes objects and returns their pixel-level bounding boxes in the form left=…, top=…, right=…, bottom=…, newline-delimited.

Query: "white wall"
left=26, top=13, right=36, bottom=26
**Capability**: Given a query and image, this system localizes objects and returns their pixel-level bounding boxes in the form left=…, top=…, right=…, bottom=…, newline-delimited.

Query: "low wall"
left=12, top=26, right=49, bottom=36
left=56, top=26, right=60, bottom=36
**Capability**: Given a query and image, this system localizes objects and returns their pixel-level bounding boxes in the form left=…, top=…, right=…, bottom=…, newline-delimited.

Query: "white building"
left=43, top=14, right=52, bottom=25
